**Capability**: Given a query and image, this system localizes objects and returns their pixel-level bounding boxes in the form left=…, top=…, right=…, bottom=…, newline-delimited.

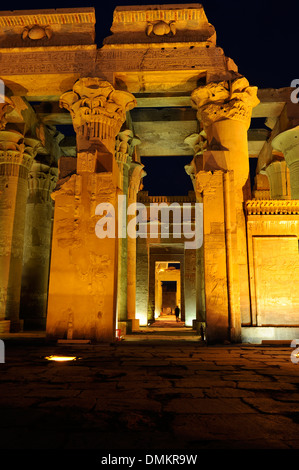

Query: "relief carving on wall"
left=21, top=25, right=53, bottom=40
left=146, top=21, right=176, bottom=37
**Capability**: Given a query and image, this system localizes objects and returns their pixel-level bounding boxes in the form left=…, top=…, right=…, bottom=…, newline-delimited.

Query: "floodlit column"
left=127, top=161, right=146, bottom=330
left=184, top=132, right=206, bottom=331
left=115, top=131, right=141, bottom=333
left=195, top=171, right=229, bottom=343
left=19, top=162, right=58, bottom=330
left=115, top=131, right=131, bottom=328
left=192, top=77, right=259, bottom=342
left=272, top=126, right=299, bottom=199
left=0, top=129, right=40, bottom=332
left=47, top=78, right=136, bottom=341
left=264, top=152, right=291, bottom=200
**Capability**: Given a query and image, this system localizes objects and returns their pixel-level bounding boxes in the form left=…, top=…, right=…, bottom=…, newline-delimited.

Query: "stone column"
left=115, top=131, right=141, bottom=334
left=191, top=77, right=259, bottom=342
left=184, top=131, right=206, bottom=332
left=272, top=126, right=299, bottom=199
left=46, top=78, right=136, bottom=341
left=19, top=162, right=58, bottom=330
left=127, top=161, right=146, bottom=330
left=264, top=152, right=291, bottom=200
left=115, top=130, right=131, bottom=330
left=0, top=129, right=40, bottom=332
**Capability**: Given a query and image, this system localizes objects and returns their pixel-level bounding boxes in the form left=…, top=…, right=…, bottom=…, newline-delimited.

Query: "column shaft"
left=272, top=126, right=299, bottom=200
left=19, top=163, right=58, bottom=329
left=0, top=129, right=39, bottom=332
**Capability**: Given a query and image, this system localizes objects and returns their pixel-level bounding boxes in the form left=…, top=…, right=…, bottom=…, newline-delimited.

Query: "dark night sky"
left=5, top=0, right=299, bottom=195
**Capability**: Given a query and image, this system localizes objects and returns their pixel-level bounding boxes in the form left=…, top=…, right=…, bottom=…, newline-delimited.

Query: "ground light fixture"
left=44, top=355, right=79, bottom=362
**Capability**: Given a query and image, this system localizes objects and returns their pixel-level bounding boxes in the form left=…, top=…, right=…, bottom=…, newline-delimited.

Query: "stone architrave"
left=19, top=162, right=58, bottom=330
left=272, top=126, right=299, bottom=199
left=46, top=78, right=137, bottom=341
left=192, top=77, right=260, bottom=342
left=0, top=128, right=41, bottom=332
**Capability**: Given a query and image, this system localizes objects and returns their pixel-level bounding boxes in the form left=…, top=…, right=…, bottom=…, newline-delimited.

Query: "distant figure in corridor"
left=174, top=305, right=180, bottom=322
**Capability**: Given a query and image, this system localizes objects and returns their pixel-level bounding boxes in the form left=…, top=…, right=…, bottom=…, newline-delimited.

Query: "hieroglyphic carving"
left=0, top=46, right=226, bottom=76
left=97, top=47, right=225, bottom=73
left=76, top=152, right=97, bottom=173
left=0, top=50, right=97, bottom=75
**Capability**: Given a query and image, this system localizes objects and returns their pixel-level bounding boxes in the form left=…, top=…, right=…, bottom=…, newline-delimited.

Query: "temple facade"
left=0, top=4, right=298, bottom=344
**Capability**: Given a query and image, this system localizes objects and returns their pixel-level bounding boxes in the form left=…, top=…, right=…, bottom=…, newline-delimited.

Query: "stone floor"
left=0, top=326, right=299, bottom=455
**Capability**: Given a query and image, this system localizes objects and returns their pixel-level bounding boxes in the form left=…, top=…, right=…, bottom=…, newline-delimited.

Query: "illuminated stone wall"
left=246, top=201, right=299, bottom=327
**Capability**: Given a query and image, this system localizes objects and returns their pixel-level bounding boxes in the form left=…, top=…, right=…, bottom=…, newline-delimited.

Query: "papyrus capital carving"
left=27, top=162, right=58, bottom=200
left=191, top=77, right=260, bottom=129
left=0, top=95, right=14, bottom=131
left=59, top=78, right=137, bottom=144
left=0, top=130, right=42, bottom=178
left=115, top=129, right=141, bottom=166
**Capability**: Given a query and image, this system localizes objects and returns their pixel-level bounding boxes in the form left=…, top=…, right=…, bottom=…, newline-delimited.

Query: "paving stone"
left=172, top=413, right=299, bottom=442
left=95, top=398, right=162, bottom=413
left=203, top=387, right=256, bottom=397
left=37, top=397, right=97, bottom=411
left=243, top=397, right=299, bottom=414
left=172, top=378, right=237, bottom=388
left=237, top=381, right=297, bottom=391
left=222, top=373, right=274, bottom=381
left=164, top=397, right=257, bottom=414
left=3, top=339, right=299, bottom=449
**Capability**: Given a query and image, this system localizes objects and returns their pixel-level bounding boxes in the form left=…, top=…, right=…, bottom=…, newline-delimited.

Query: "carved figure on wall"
left=22, top=25, right=53, bottom=40
left=146, top=21, right=176, bottom=37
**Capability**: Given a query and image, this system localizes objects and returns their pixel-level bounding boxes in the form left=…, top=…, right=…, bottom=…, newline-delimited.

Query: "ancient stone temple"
left=0, top=4, right=298, bottom=344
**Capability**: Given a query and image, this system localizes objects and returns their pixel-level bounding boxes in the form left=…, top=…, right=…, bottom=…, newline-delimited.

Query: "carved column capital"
left=128, top=162, right=146, bottom=200
left=115, top=130, right=134, bottom=167
left=0, top=130, right=42, bottom=178
left=191, top=77, right=260, bottom=129
left=59, top=78, right=137, bottom=151
left=272, top=126, right=299, bottom=199
left=0, top=94, right=14, bottom=131
left=27, top=162, right=58, bottom=201
left=264, top=158, right=290, bottom=200
left=116, top=130, right=141, bottom=165
left=184, top=131, right=207, bottom=188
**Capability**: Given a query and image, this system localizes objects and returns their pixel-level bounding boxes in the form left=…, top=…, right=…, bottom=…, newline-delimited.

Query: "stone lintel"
left=0, top=8, right=96, bottom=48
left=107, top=4, right=215, bottom=45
